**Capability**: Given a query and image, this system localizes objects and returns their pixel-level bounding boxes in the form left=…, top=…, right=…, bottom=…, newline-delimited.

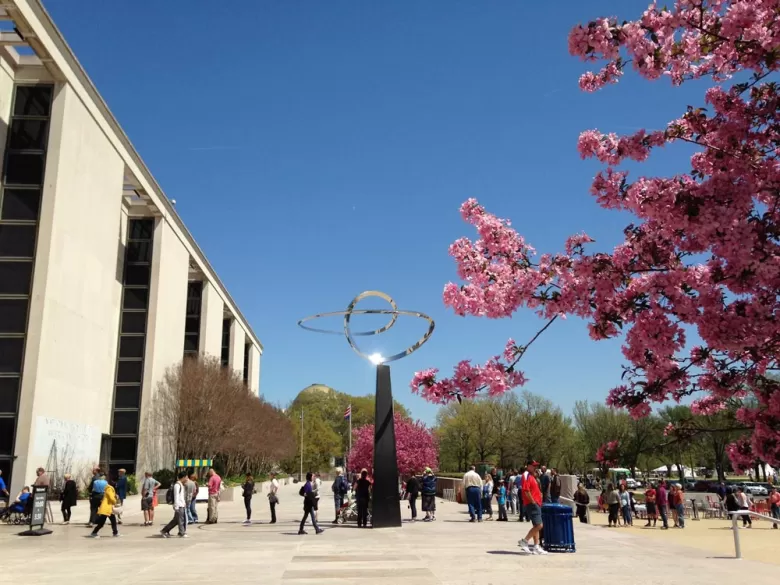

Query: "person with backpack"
left=298, top=472, right=324, bottom=535
left=160, top=471, right=189, bottom=538
left=331, top=467, right=349, bottom=523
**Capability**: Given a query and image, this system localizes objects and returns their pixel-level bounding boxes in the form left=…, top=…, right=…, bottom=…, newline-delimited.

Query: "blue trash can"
left=541, top=503, right=576, bottom=552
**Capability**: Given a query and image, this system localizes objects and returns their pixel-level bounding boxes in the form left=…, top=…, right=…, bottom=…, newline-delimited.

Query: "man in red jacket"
left=518, top=460, right=547, bottom=555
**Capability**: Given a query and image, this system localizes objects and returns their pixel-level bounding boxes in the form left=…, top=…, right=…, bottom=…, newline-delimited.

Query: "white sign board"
left=33, top=416, right=101, bottom=463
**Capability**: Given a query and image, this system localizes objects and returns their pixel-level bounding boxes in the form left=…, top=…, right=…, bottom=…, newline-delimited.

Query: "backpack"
left=165, top=484, right=175, bottom=505
left=338, top=477, right=349, bottom=495
left=299, top=485, right=306, bottom=497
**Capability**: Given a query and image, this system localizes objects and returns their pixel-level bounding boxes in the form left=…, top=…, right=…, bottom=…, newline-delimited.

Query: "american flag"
left=344, top=405, right=351, bottom=420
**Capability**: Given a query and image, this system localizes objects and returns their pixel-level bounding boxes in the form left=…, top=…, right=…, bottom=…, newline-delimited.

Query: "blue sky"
left=46, top=1, right=711, bottom=424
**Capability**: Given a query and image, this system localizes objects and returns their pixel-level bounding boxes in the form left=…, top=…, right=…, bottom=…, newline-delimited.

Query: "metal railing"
left=442, top=488, right=456, bottom=502
left=730, top=510, right=780, bottom=559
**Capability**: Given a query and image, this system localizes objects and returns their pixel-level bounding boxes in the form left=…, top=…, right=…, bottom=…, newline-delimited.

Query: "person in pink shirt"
left=206, top=468, right=222, bottom=524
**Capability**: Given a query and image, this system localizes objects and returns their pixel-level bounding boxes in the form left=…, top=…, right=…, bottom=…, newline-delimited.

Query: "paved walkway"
left=1, top=481, right=777, bottom=584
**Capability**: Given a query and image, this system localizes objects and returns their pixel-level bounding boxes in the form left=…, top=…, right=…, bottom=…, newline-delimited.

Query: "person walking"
left=735, top=486, right=752, bottom=528
left=312, top=472, right=322, bottom=524
left=574, top=483, right=590, bottom=523
left=298, top=472, right=324, bottom=535
left=405, top=473, right=420, bottom=522
left=268, top=472, right=279, bottom=524
left=497, top=479, right=508, bottom=521
left=673, top=484, right=686, bottom=528
left=115, top=469, right=127, bottom=525
left=60, top=473, right=77, bottom=524
left=242, top=474, right=255, bottom=525
left=517, top=460, right=547, bottom=555
left=550, top=468, right=562, bottom=504
left=482, top=473, right=494, bottom=520
left=768, top=487, right=779, bottom=529
left=184, top=473, right=197, bottom=524
left=89, top=478, right=120, bottom=538
left=462, top=466, right=483, bottom=522
left=88, top=472, right=107, bottom=527
left=657, top=481, right=669, bottom=529
left=606, top=483, right=620, bottom=527
left=160, top=471, right=189, bottom=538
left=332, top=467, right=348, bottom=523
left=644, top=483, right=657, bottom=527
left=206, top=468, right=222, bottom=524
left=421, top=467, right=437, bottom=522
left=507, top=470, right=517, bottom=515
left=355, top=469, right=372, bottom=528
left=141, top=471, right=160, bottom=526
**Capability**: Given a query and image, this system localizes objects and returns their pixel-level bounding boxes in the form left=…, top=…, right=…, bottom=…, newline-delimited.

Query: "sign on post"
left=18, top=487, right=52, bottom=536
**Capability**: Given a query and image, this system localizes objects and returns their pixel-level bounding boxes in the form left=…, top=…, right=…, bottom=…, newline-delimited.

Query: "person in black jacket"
left=60, top=473, right=78, bottom=524
left=405, top=474, right=420, bottom=522
left=355, top=469, right=372, bottom=528
left=242, top=474, right=255, bottom=525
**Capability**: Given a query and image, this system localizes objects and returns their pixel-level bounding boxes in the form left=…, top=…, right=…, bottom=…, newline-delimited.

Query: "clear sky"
left=45, top=0, right=710, bottom=424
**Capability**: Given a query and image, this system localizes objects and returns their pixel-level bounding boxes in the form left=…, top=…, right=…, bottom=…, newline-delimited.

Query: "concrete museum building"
left=0, top=1, right=263, bottom=493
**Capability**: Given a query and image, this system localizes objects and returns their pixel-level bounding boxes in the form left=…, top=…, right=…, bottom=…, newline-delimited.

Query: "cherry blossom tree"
left=347, top=412, right=439, bottom=476
left=411, top=1, right=780, bottom=468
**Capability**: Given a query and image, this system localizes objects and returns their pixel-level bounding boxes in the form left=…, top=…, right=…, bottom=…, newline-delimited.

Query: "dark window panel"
left=0, top=298, right=27, bottom=334
left=119, top=335, right=145, bottom=359
left=0, top=337, right=24, bottom=373
left=0, top=261, right=32, bottom=295
left=112, top=410, right=139, bottom=435
left=122, top=288, right=148, bottom=311
left=126, top=240, right=152, bottom=263
left=124, top=264, right=150, bottom=286
left=109, top=437, right=137, bottom=461
left=184, top=333, right=199, bottom=353
left=0, top=377, right=19, bottom=414
left=13, top=85, right=53, bottom=117
left=1, top=188, right=41, bottom=221
left=4, top=153, right=45, bottom=185
left=109, top=463, right=135, bottom=479
left=8, top=119, right=49, bottom=150
left=0, top=458, right=11, bottom=486
left=120, top=311, right=147, bottom=334
left=114, top=386, right=140, bottom=409
left=0, top=417, right=14, bottom=455
left=185, top=316, right=200, bottom=334
left=0, top=224, right=36, bottom=258
left=128, top=219, right=154, bottom=241
left=116, top=360, right=143, bottom=384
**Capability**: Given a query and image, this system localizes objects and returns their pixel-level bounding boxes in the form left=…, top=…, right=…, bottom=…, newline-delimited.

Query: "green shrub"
left=153, top=469, right=176, bottom=489
left=126, top=474, right=139, bottom=495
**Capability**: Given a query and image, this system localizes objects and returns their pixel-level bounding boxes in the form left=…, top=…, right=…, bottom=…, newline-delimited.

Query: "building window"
left=220, top=318, right=231, bottom=367
left=243, top=343, right=250, bottom=385
left=109, top=218, right=154, bottom=476
left=183, top=281, right=202, bottom=360
left=0, top=84, right=53, bottom=487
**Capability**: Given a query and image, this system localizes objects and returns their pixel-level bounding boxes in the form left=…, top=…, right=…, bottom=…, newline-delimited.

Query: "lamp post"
left=299, top=410, right=304, bottom=483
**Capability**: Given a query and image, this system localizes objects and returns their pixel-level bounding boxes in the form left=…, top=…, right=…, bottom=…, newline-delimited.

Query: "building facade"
left=0, top=1, right=262, bottom=493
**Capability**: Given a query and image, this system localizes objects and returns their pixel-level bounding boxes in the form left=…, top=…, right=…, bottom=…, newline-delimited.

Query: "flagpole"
left=348, top=403, right=352, bottom=472
left=300, top=410, right=304, bottom=482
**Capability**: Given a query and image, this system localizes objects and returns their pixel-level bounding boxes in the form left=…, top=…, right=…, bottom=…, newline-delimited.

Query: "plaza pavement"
left=1, top=480, right=777, bottom=584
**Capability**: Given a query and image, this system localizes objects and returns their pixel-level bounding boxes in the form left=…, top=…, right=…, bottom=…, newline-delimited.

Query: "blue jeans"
left=676, top=503, right=685, bottom=528
left=658, top=505, right=668, bottom=528
left=621, top=504, right=632, bottom=525
left=189, top=499, right=198, bottom=523
left=466, top=486, right=482, bottom=520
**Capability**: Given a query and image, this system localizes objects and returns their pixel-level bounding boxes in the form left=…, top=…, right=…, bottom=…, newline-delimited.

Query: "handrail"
left=731, top=510, right=780, bottom=559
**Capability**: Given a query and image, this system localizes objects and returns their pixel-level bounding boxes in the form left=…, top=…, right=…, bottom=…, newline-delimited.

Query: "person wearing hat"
left=497, top=478, right=508, bottom=521
left=421, top=467, right=437, bottom=522
left=518, top=460, right=547, bottom=555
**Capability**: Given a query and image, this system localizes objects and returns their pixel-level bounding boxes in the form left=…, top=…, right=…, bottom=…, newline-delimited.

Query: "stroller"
left=336, top=494, right=371, bottom=525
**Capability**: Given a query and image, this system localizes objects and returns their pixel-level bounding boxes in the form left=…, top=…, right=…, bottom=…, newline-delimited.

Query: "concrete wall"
left=198, top=281, right=223, bottom=358
left=135, top=220, right=189, bottom=473
left=12, top=84, right=125, bottom=493
left=248, top=344, right=261, bottom=396
left=0, top=56, right=15, bottom=165
left=228, top=320, right=246, bottom=379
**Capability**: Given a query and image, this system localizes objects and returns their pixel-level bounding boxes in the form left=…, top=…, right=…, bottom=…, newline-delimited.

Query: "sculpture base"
left=371, top=364, right=402, bottom=528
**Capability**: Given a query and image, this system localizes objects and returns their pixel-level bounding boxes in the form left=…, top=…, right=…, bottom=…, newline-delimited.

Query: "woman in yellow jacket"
left=89, top=476, right=120, bottom=538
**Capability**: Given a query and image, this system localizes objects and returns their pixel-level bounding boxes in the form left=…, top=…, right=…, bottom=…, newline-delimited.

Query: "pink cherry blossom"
left=411, top=1, right=780, bottom=468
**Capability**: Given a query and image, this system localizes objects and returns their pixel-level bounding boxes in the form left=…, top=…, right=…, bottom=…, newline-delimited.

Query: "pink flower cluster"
left=347, top=412, right=439, bottom=476
left=411, top=1, right=780, bottom=468
left=596, top=440, right=621, bottom=468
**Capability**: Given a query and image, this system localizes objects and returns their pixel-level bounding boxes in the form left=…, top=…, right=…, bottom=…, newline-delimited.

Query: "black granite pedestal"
left=371, top=364, right=402, bottom=528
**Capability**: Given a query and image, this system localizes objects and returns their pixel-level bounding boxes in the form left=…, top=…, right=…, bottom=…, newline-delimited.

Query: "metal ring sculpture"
left=297, top=290, right=435, bottom=364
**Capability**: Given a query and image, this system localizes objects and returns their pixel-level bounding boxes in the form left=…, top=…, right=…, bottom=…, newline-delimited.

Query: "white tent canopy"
left=652, top=465, right=695, bottom=478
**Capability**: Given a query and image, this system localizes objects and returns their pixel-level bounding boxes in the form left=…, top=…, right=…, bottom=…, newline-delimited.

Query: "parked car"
left=739, top=482, right=768, bottom=496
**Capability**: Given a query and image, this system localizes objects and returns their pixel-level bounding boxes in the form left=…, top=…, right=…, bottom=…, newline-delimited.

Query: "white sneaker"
left=178, top=533, right=189, bottom=538
left=517, top=538, right=532, bottom=553
left=533, top=546, right=549, bottom=555
left=242, top=519, right=251, bottom=525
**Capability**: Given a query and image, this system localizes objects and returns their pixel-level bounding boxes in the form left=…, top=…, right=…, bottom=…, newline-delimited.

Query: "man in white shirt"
left=160, top=471, right=189, bottom=538
left=312, top=472, right=322, bottom=523
left=462, top=466, right=483, bottom=522
left=268, top=472, right=280, bottom=524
